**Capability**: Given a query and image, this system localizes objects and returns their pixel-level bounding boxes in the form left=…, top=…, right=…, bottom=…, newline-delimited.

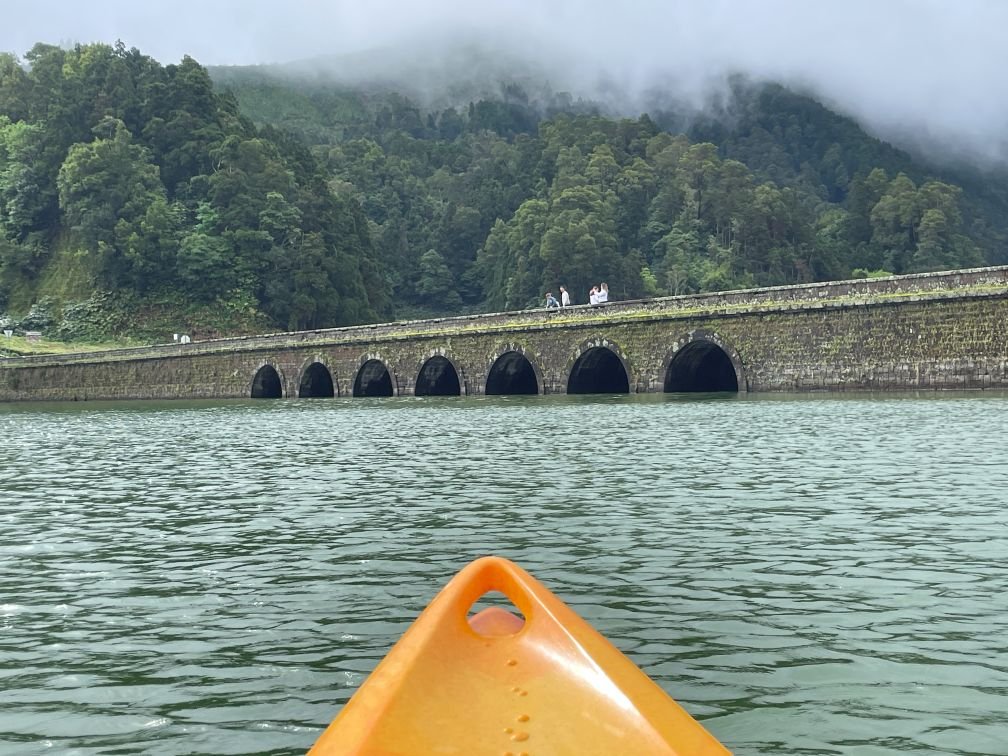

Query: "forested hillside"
left=1, top=42, right=1005, bottom=340
left=211, top=66, right=1006, bottom=311
left=0, top=43, right=385, bottom=339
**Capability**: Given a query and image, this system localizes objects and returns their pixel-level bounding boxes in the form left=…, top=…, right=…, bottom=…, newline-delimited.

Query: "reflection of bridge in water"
left=3, top=266, right=1008, bottom=402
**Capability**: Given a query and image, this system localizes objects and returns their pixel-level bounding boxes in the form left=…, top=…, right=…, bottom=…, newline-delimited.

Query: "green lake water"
left=1, top=393, right=1006, bottom=755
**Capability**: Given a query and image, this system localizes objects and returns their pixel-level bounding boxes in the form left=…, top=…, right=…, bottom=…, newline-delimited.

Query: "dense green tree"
left=176, top=202, right=234, bottom=300
left=57, top=119, right=176, bottom=288
left=416, top=249, right=462, bottom=307
left=0, top=118, right=51, bottom=241
left=0, top=54, right=29, bottom=122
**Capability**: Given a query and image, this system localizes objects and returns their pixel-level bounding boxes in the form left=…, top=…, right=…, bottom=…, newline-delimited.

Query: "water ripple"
left=1, top=393, right=1007, bottom=754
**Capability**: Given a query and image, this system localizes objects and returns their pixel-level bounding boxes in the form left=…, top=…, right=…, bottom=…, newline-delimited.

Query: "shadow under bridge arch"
left=251, top=364, right=283, bottom=398
left=415, top=355, right=462, bottom=396
left=485, top=350, right=540, bottom=395
left=664, top=336, right=742, bottom=393
left=354, top=359, right=394, bottom=397
left=567, top=345, right=630, bottom=395
left=299, top=361, right=336, bottom=398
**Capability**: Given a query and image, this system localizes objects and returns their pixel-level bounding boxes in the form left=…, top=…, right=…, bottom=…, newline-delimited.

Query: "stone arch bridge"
left=2, top=267, right=1008, bottom=402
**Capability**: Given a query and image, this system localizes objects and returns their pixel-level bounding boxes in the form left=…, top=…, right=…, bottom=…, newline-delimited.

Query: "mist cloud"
left=4, top=0, right=1008, bottom=165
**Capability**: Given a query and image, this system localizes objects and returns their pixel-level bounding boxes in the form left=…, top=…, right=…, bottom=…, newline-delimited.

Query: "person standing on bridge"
left=560, top=286, right=570, bottom=308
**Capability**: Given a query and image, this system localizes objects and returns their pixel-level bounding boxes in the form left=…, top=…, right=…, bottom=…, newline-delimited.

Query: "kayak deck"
left=309, top=556, right=730, bottom=755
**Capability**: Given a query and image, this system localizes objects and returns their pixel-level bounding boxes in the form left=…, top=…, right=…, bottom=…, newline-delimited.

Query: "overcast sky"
left=4, top=0, right=1007, bottom=164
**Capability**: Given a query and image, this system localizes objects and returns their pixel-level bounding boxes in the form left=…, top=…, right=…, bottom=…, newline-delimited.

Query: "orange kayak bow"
left=309, top=556, right=730, bottom=755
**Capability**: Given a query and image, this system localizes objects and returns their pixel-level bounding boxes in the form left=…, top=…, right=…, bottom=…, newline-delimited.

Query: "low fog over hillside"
left=3, top=0, right=1008, bottom=167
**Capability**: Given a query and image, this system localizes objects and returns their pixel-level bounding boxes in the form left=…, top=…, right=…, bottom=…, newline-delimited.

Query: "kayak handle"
left=450, top=557, right=536, bottom=635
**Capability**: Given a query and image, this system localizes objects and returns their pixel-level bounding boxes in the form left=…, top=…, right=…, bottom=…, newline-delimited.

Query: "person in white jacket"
left=560, top=286, right=570, bottom=308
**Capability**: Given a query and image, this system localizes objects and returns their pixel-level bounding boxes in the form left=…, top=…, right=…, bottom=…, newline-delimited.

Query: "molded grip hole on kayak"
left=467, top=590, right=527, bottom=637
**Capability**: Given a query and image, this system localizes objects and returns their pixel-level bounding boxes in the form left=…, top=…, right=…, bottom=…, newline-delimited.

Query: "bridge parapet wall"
left=5, top=265, right=1007, bottom=369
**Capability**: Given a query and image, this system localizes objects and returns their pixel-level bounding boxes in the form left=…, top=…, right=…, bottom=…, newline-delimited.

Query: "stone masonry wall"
left=2, top=266, right=1007, bottom=401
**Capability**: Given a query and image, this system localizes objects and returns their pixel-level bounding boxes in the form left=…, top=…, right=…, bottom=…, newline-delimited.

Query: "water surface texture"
left=2, top=394, right=1007, bottom=755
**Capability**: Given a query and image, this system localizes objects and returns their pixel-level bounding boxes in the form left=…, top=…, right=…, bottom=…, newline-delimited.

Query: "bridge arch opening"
left=665, top=341, right=739, bottom=392
left=486, top=351, right=539, bottom=395
left=299, top=362, right=335, bottom=398
left=415, top=356, right=461, bottom=396
left=251, top=365, right=282, bottom=399
left=567, top=347, right=630, bottom=394
left=354, top=359, right=394, bottom=397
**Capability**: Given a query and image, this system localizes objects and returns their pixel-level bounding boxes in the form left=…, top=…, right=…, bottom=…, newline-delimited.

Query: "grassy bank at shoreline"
left=0, top=333, right=141, bottom=357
